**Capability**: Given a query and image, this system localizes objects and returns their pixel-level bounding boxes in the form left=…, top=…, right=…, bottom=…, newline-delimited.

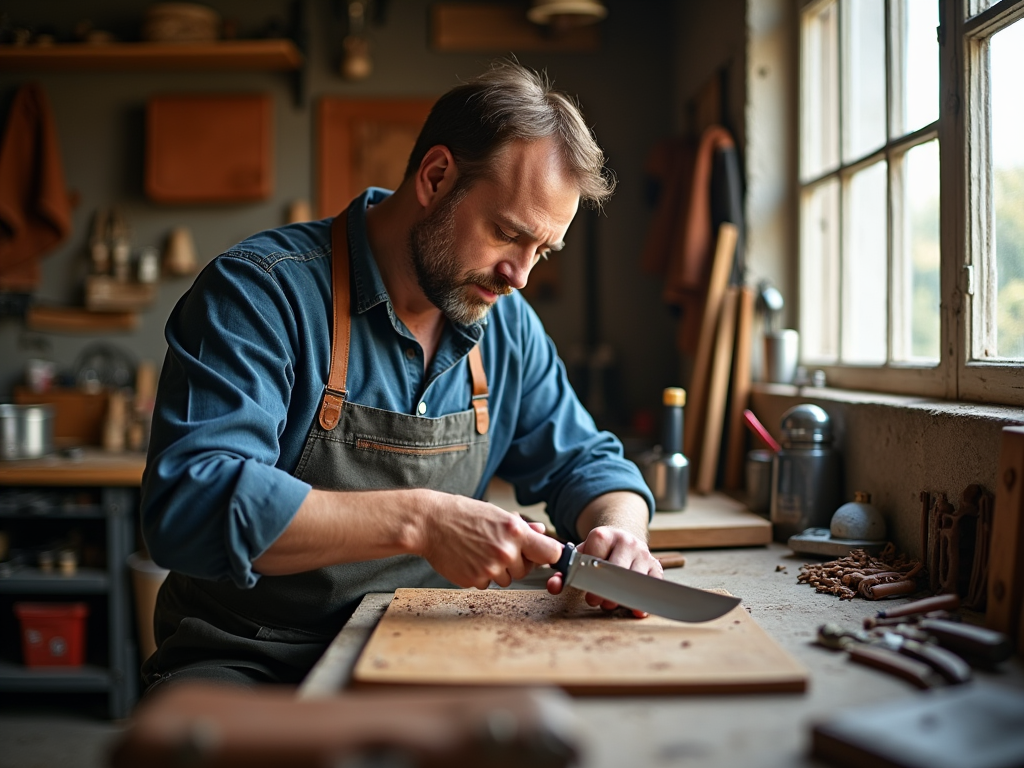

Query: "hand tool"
left=871, top=629, right=972, bottom=684
left=553, top=542, right=740, bottom=623
left=863, top=610, right=951, bottom=629
left=916, top=618, right=1013, bottom=665
left=816, top=623, right=946, bottom=689
left=873, top=593, right=960, bottom=619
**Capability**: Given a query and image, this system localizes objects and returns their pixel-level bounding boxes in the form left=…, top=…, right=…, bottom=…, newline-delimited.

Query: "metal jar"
left=769, top=404, right=843, bottom=542
left=0, top=404, right=55, bottom=460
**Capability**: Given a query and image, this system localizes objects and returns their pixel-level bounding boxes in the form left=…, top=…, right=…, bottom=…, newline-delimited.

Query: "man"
left=140, top=60, right=659, bottom=692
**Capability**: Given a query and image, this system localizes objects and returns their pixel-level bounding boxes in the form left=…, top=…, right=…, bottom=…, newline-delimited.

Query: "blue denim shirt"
left=141, top=188, right=654, bottom=588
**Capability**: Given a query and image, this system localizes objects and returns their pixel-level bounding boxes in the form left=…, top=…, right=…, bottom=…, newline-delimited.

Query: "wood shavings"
left=797, top=544, right=923, bottom=600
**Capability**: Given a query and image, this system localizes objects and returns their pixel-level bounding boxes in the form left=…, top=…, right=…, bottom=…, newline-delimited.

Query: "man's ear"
left=414, top=145, right=458, bottom=209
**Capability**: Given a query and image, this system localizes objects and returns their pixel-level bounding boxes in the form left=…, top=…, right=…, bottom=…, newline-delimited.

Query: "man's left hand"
left=546, top=525, right=663, bottom=617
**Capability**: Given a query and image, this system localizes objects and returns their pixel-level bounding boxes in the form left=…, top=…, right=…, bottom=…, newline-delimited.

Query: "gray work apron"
left=143, top=209, right=491, bottom=690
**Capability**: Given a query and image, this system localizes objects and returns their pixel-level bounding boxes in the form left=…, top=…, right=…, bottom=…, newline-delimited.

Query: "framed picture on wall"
left=317, top=98, right=435, bottom=218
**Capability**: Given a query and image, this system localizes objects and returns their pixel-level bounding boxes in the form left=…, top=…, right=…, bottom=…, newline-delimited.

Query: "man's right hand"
left=417, top=492, right=563, bottom=590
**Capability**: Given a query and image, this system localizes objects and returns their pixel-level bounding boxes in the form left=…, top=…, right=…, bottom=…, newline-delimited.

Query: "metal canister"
left=641, top=387, right=689, bottom=511
left=0, top=404, right=54, bottom=460
left=770, top=404, right=843, bottom=542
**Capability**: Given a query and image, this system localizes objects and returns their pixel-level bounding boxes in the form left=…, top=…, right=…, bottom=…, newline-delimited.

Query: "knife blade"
left=553, top=542, right=741, bottom=623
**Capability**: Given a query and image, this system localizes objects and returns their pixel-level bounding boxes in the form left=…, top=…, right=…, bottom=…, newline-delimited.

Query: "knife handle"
left=897, top=638, right=973, bottom=684
left=554, top=543, right=575, bottom=575
left=846, top=645, right=944, bottom=690
left=917, top=619, right=1013, bottom=664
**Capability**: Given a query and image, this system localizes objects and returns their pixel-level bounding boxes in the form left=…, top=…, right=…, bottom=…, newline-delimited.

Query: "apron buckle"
left=319, top=387, right=347, bottom=431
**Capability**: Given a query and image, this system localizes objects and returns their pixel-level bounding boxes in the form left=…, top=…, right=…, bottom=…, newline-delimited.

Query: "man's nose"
left=496, top=249, right=536, bottom=290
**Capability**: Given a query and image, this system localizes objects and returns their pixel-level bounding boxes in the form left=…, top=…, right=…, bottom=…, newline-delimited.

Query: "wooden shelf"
left=0, top=39, right=303, bottom=72
left=0, top=449, right=147, bottom=487
left=431, top=4, right=600, bottom=52
left=26, top=305, right=138, bottom=334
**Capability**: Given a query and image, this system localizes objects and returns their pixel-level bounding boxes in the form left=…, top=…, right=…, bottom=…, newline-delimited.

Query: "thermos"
left=770, top=404, right=842, bottom=542
left=642, top=387, right=689, bottom=511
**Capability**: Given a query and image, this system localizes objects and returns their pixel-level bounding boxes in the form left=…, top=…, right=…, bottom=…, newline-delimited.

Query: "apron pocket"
left=355, top=438, right=469, bottom=456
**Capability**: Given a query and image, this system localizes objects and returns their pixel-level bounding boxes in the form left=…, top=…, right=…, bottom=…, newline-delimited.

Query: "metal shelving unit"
left=0, top=483, right=138, bottom=719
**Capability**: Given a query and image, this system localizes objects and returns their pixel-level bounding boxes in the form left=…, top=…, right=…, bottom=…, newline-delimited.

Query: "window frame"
left=956, top=0, right=1024, bottom=403
left=797, top=0, right=1024, bottom=406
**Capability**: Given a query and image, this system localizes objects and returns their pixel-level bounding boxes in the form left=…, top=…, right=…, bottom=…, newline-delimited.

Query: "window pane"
left=842, top=0, right=887, bottom=162
left=801, top=179, right=841, bottom=362
left=992, top=20, right=1024, bottom=360
left=801, top=1, right=839, bottom=180
left=894, top=0, right=939, bottom=137
left=843, top=161, right=888, bottom=363
left=896, top=140, right=941, bottom=362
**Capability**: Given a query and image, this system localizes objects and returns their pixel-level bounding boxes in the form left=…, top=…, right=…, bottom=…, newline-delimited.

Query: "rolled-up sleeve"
left=494, top=298, right=655, bottom=541
left=141, top=254, right=313, bottom=588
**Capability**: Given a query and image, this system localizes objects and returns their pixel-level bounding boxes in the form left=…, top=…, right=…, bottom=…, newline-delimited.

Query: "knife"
left=553, top=542, right=741, bottom=622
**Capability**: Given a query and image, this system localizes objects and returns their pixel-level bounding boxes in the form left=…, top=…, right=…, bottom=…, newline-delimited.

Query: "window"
left=798, top=0, right=1024, bottom=404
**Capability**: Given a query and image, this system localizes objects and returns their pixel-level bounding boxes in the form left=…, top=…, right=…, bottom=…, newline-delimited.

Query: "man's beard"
left=410, top=187, right=512, bottom=326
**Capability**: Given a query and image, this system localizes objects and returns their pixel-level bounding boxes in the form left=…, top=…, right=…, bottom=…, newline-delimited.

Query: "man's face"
left=410, top=137, right=580, bottom=325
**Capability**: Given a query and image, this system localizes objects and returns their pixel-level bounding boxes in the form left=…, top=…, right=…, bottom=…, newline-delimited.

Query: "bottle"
left=642, top=387, right=689, bottom=511
left=770, top=404, right=843, bottom=542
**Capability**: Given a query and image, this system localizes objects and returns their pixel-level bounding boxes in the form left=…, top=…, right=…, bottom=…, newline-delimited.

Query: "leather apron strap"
left=318, top=209, right=490, bottom=434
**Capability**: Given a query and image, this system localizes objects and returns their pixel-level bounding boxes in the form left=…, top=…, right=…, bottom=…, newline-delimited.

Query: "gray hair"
left=405, top=60, right=616, bottom=208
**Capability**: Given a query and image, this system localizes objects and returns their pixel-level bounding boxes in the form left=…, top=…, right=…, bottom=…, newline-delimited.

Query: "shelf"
left=26, top=305, right=138, bottom=334
left=0, top=567, right=110, bottom=594
left=0, top=39, right=303, bottom=72
left=0, top=450, right=146, bottom=487
left=0, top=661, right=112, bottom=693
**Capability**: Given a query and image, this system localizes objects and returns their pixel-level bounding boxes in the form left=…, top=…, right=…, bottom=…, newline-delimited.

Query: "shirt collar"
left=344, top=187, right=488, bottom=344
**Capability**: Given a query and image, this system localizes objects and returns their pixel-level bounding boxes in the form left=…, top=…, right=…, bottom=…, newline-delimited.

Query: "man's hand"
left=418, top=493, right=563, bottom=590
left=545, top=491, right=659, bottom=617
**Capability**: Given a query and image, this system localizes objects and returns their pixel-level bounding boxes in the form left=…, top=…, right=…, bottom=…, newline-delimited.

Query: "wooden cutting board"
left=352, top=588, right=807, bottom=695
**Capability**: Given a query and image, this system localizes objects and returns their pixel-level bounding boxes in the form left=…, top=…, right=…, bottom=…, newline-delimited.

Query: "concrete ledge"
left=752, top=382, right=1024, bottom=422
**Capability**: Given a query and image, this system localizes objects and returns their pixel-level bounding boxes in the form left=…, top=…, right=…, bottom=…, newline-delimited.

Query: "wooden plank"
left=85, top=276, right=157, bottom=312
left=431, top=4, right=600, bottom=52
left=986, top=426, right=1024, bottom=648
left=352, top=588, right=807, bottom=694
left=485, top=479, right=769, bottom=549
left=724, top=286, right=756, bottom=489
left=0, top=449, right=146, bottom=486
left=649, top=493, right=772, bottom=549
left=696, top=286, right=739, bottom=494
left=317, top=98, right=435, bottom=218
left=26, top=305, right=137, bottom=333
left=0, top=40, right=303, bottom=72
left=682, top=223, right=738, bottom=481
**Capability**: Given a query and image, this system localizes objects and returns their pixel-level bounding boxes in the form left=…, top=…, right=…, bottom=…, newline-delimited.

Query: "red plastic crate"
left=14, top=602, right=88, bottom=667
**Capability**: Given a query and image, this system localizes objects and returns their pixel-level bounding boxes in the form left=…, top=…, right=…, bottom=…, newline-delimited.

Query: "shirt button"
left=405, top=348, right=416, bottom=359
left=417, top=401, right=427, bottom=415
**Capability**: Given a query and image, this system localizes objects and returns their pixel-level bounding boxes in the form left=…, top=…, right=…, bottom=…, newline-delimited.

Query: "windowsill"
left=751, top=382, right=1024, bottom=423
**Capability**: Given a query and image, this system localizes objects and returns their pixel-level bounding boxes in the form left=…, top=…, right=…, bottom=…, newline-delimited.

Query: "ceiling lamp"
left=527, top=0, right=608, bottom=28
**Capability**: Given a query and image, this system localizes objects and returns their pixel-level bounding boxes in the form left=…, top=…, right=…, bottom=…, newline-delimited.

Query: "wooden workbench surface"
left=0, top=449, right=147, bottom=486
left=299, top=544, right=1024, bottom=768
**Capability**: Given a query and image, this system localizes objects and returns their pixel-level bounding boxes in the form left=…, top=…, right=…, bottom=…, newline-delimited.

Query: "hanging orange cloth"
left=0, top=82, right=73, bottom=291
left=640, top=125, right=738, bottom=354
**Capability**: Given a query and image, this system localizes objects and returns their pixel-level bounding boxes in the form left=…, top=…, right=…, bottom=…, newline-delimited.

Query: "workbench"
left=299, top=543, right=1024, bottom=768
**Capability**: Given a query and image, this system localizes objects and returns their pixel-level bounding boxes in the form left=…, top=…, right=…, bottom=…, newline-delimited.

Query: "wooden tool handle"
left=846, top=645, right=943, bottom=689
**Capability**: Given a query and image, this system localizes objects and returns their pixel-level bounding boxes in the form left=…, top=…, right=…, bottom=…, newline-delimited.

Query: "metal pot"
left=0, top=403, right=55, bottom=460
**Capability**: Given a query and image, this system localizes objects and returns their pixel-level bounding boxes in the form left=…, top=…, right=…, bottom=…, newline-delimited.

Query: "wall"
left=0, top=0, right=679, bottom=435
left=752, top=385, right=1024, bottom=560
